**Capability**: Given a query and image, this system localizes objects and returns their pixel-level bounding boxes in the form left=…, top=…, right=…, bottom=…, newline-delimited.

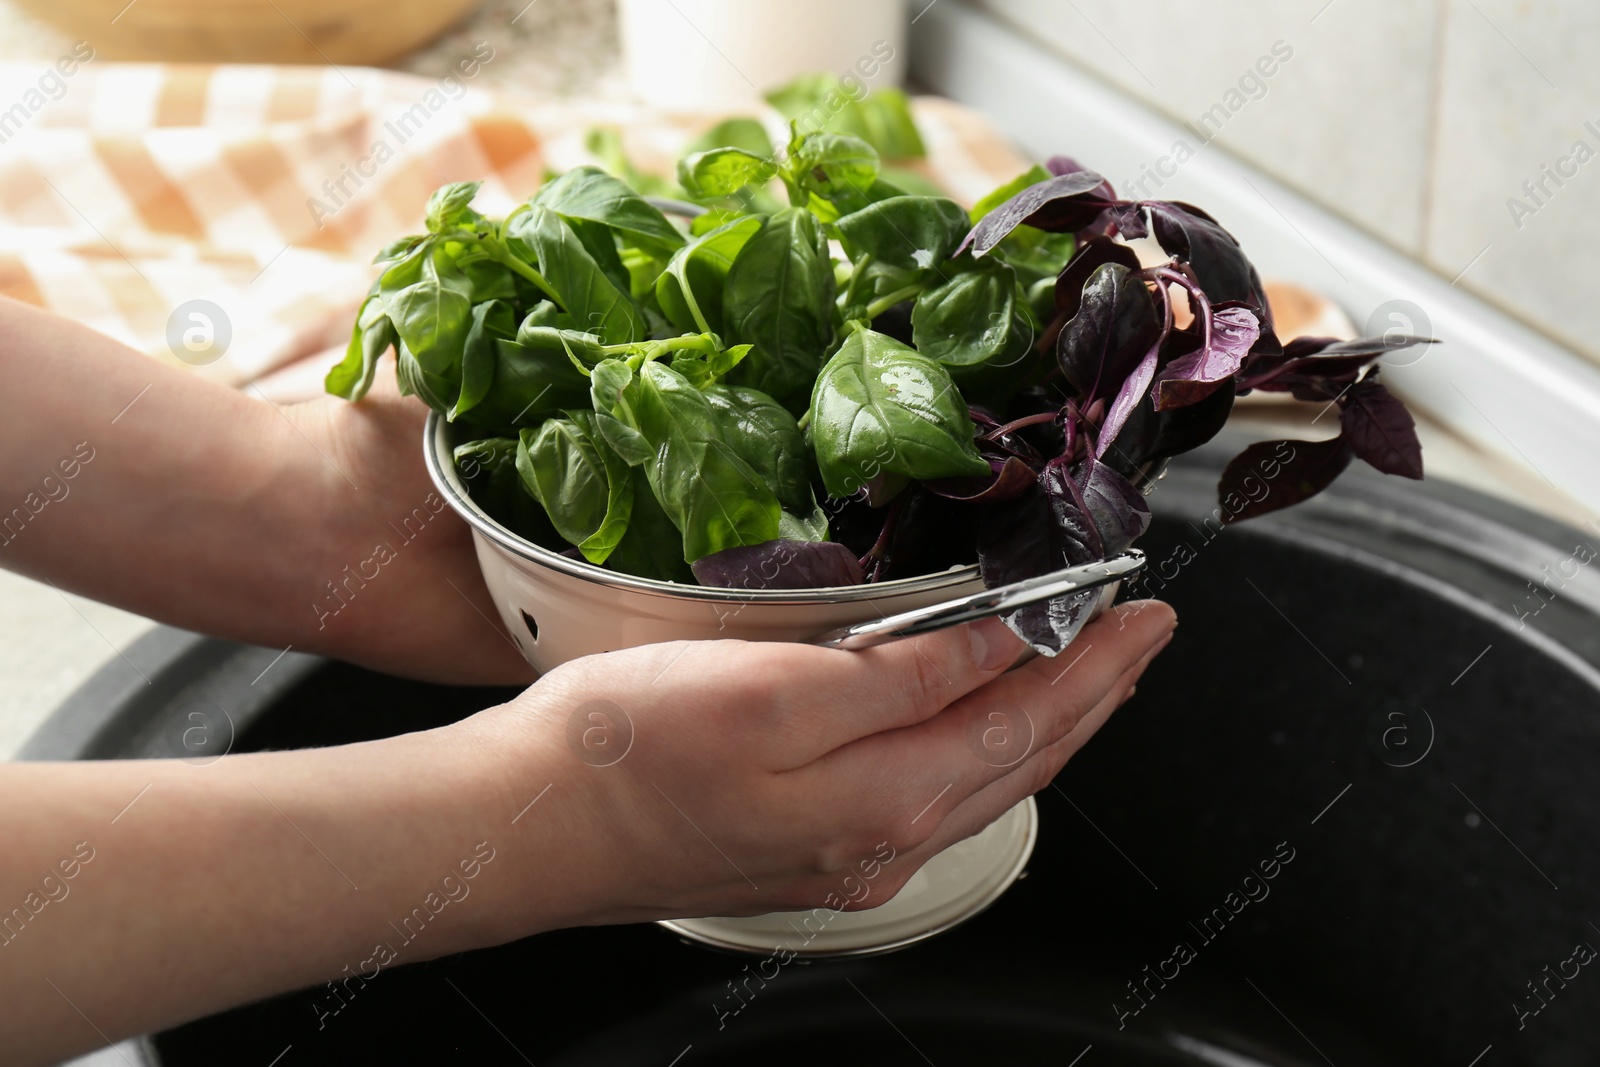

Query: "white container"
left=423, top=412, right=1117, bottom=956
left=616, top=0, right=909, bottom=110
left=426, top=413, right=985, bottom=673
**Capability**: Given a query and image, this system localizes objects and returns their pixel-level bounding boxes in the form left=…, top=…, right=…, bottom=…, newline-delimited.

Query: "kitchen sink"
left=27, top=438, right=1600, bottom=1067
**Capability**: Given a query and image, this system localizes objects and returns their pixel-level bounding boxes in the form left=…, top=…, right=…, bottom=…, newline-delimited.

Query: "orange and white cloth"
left=0, top=61, right=1027, bottom=388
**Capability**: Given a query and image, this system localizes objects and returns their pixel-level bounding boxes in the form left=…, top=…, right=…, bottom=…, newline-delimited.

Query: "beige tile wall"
left=972, top=0, right=1599, bottom=365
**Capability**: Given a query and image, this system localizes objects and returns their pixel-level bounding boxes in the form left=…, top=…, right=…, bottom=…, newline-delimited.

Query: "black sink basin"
left=27, top=441, right=1600, bottom=1067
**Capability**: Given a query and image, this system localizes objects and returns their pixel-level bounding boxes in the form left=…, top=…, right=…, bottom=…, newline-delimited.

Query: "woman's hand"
left=282, top=355, right=534, bottom=685
left=1, top=603, right=1173, bottom=1065
left=0, top=295, right=530, bottom=686
left=482, top=599, right=1177, bottom=932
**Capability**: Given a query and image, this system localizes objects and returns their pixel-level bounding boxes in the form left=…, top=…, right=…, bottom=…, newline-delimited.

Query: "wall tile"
left=970, top=0, right=1440, bottom=252
left=1426, top=0, right=1600, bottom=362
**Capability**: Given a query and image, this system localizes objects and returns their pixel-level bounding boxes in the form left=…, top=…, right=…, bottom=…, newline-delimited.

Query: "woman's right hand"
left=479, top=598, right=1177, bottom=935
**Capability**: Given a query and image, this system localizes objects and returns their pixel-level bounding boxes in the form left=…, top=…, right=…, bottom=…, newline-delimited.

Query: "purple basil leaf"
left=1044, top=156, right=1123, bottom=236
left=924, top=455, right=1037, bottom=503
left=1148, top=379, right=1236, bottom=459
left=1043, top=236, right=1144, bottom=349
left=1146, top=201, right=1271, bottom=326
left=960, top=170, right=1114, bottom=257
left=978, top=475, right=1100, bottom=655
left=1292, top=334, right=1437, bottom=360
left=1098, top=347, right=1160, bottom=458
left=691, top=539, right=864, bottom=590
left=1152, top=303, right=1260, bottom=410
left=1056, top=262, right=1163, bottom=404
left=1217, top=436, right=1354, bottom=524
left=1338, top=379, right=1423, bottom=479
left=1077, top=455, right=1152, bottom=553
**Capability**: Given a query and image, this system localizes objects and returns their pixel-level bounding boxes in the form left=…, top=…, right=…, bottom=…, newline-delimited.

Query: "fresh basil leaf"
left=1056, top=262, right=1162, bottom=404
left=1338, top=379, right=1423, bottom=479
left=1152, top=303, right=1261, bottom=410
left=655, top=214, right=762, bottom=335
left=516, top=410, right=634, bottom=564
left=722, top=207, right=836, bottom=411
left=1218, top=436, right=1355, bottom=524
left=1145, top=201, right=1271, bottom=318
left=835, top=195, right=970, bottom=274
left=378, top=237, right=474, bottom=378
left=978, top=471, right=1099, bottom=655
left=394, top=342, right=457, bottom=414
left=606, top=466, right=695, bottom=582
left=426, top=181, right=483, bottom=233
left=911, top=258, right=1017, bottom=366
left=451, top=300, right=519, bottom=421
left=453, top=436, right=558, bottom=547
left=778, top=504, right=830, bottom=542
left=960, top=170, right=1112, bottom=258
left=692, top=538, right=861, bottom=590
left=688, top=117, right=774, bottom=159
left=584, top=125, right=680, bottom=198
left=670, top=343, right=751, bottom=390
left=785, top=131, right=880, bottom=218
left=593, top=359, right=782, bottom=562
left=971, top=166, right=1051, bottom=224
left=456, top=329, right=594, bottom=433
left=703, top=383, right=815, bottom=515
left=325, top=291, right=394, bottom=401
left=504, top=204, right=645, bottom=344
left=533, top=165, right=686, bottom=257
left=810, top=328, right=990, bottom=498
left=765, top=74, right=925, bottom=160
left=679, top=147, right=776, bottom=201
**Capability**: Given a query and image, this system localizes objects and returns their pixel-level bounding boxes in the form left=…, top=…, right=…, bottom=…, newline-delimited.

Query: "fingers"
left=751, top=615, right=1029, bottom=761
left=810, top=600, right=1176, bottom=830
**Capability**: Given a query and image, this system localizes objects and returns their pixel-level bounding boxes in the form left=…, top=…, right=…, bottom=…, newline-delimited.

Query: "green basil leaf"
left=778, top=505, right=830, bottom=542
left=766, top=75, right=925, bottom=160
left=456, top=331, right=593, bottom=434
left=835, top=195, right=970, bottom=274
left=516, top=410, right=634, bottom=564
left=378, top=237, right=474, bottom=378
left=325, top=290, right=394, bottom=401
left=877, top=166, right=945, bottom=198
left=394, top=342, right=458, bottom=414
left=702, top=383, right=815, bottom=515
left=373, top=233, right=425, bottom=267
left=451, top=300, right=519, bottom=421
left=786, top=131, right=879, bottom=207
left=504, top=205, right=645, bottom=344
left=606, top=467, right=695, bottom=582
left=589, top=359, right=654, bottom=464
left=595, top=359, right=781, bottom=562
left=810, top=328, right=990, bottom=497
left=425, top=181, right=483, bottom=233
left=670, top=343, right=751, bottom=390
left=654, top=214, right=762, bottom=335
left=687, top=117, right=774, bottom=159
left=679, top=147, right=776, bottom=200
left=453, top=436, right=558, bottom=547
left=911, top=259, right=1017, bottom=367
left=584, top=125, right=680, bottom=198
left=532, top=165, right=685, bottom=256
left=723, top=207, right=836, bottom=411
left=518, top=301, right=559, bottom=332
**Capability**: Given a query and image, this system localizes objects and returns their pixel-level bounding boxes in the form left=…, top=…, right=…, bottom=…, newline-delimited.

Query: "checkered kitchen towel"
left=0, top=56, right=1028, bottom=386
